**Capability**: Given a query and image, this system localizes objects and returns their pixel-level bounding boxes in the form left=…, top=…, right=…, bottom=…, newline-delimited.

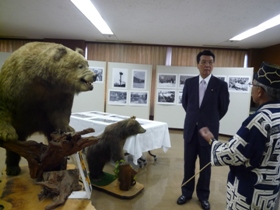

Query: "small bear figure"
left=86, top=116, right=146, bottom=180
left=0, top=42, right=96, bottom=175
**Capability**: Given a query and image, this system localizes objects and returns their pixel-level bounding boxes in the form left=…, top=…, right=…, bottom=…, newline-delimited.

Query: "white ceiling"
left=1, top=0, right=280, bottom=49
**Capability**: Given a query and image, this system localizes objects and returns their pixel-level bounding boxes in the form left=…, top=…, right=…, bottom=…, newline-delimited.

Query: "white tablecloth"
left=70, top=111, right=171, bottom=165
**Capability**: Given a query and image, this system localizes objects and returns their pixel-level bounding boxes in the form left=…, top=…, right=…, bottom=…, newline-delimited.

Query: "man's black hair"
left=196, top=50, right=215, bottom=64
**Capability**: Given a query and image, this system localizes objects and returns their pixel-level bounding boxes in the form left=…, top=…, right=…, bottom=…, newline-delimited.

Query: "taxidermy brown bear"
left=86, top=116, right=146, bottom=180
left=0, top=42, right=96, bottom=176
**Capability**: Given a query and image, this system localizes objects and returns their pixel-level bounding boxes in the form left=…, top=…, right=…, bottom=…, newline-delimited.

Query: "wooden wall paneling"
left=0, top=39, right=30, bottom=52
left=171, top=47, right=247, bottom=67
left=261, top=44, right=280, bottom=66
left=44, top=39, right=86, bottom=52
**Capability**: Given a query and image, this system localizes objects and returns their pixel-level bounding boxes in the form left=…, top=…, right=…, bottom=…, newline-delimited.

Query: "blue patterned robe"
left=211, top=101, right=280, bottom=210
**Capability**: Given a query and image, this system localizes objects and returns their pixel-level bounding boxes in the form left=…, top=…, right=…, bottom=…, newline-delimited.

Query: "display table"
left=70, top=111, right=171, bottom=165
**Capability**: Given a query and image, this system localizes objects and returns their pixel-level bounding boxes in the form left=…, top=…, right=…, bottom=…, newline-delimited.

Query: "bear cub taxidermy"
left=86, top=116, right=146, bottom=180
left=0, top=42, right=96, bottom=176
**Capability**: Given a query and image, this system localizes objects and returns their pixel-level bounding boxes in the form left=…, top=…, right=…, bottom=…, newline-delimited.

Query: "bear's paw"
left=66, top=125, right=75, bottom=133
left=0, top=123, right=18, bottom=141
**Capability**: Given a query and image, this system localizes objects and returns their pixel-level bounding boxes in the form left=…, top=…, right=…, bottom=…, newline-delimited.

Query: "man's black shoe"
left=176, top=195, right=191, bottom=205
left=199, top=200, right=210, bottom=210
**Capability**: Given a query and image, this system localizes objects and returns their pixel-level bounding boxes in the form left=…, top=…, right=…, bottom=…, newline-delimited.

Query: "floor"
left=0, top=130, right=230, bottom=210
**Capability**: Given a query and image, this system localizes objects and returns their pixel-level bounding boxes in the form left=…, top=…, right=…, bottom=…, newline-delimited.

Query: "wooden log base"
left=118, top=163, right=137, bottom=191
left=0, top=128, right=100, bottom=179
left=36, top=169, right=82, bottom=210
left=0, top=165, right=96, bottom=210
left=91, top=174, right=144, bottom=199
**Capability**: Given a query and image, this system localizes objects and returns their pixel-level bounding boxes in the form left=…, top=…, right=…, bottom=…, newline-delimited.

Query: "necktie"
left=199, top=80, right=206, bottom=106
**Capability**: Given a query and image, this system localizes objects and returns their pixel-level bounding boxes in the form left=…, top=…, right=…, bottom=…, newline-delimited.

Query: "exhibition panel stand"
left=154, top=65, right=253, bottom=136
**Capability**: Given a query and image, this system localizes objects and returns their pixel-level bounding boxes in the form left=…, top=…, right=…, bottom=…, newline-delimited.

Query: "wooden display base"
left=91, top=179, right=144, bottom=199
left=0, top=165, right=96, bottom=210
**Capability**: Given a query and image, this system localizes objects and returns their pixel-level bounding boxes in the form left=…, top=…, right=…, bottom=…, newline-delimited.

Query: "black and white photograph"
left=215, top=75, right=227, bottom=82
left=132, top=69, right=147, bottom=89
left=129, top=91, right=148, bottom=106
left=108, top=90, right=128, bottom=105
left=157, top=73, right=177, bottom=88
left=228, top=76, right=251, bottom=92
left=112, top=68, right=128, bottom=88
left=89, top=67, right=104, bottom=82
left=178, top=74, right=196, bottom=88
left=157, top=89, right=176, bottom=105
left=177, top=90, right=183, bottom=105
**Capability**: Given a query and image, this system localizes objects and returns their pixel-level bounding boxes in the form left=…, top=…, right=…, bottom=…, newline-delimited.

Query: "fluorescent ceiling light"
left=70, top=0, right=113, bottom=35
left=230, top=14, right=280, bottom=41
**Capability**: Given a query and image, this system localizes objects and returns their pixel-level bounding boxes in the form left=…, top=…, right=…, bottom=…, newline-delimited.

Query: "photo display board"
left=154, top=65, right=253, bottom=136
left=106, top=62, right=152, bottom=120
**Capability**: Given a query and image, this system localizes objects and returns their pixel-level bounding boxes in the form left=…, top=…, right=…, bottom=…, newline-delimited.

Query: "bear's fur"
left=0, top=42, right=96, bottom=175
left=86, top=116, right=146, bottom=180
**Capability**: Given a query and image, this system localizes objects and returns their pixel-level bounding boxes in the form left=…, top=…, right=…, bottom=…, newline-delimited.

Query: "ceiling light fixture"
left=70, top=0, right=113, bottom=35
left=230, top=14, right=280, bottom=41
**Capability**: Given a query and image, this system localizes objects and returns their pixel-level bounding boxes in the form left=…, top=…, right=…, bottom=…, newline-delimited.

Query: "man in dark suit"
left=177, top=50, right=230, bottom=210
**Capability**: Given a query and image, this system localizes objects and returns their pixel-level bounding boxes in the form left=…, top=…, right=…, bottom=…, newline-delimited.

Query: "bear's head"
left=50, top=45, right=96, bottom=94
left=126, top=116, right=146, bottom=135
left=103, top=116, right=146, bottom=140
left=115, top=116, right=146, bottom=138
left=1, top=42, right=97, bottom=95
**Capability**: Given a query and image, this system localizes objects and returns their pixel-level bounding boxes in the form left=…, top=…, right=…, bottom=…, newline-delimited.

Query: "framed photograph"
left=157, top=89, right=176, bottom=105
left=108, top=89, right=128, bottom=105
left=89, top=67, right=104, bottom=83
left=112, top=68, right=128, bottom=88
left=157, top=73, right=177, bottom=89
left=178, top=74, right=196, bottom=88
left=215, top=75, right=227, bottom=82
left=177, top=90, right=183, bottom=105
left=129, top=91, right=149, bottom=106
left=228, top=76, right=251, bottom=92
left=131, top=69, right=147, bottom=89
